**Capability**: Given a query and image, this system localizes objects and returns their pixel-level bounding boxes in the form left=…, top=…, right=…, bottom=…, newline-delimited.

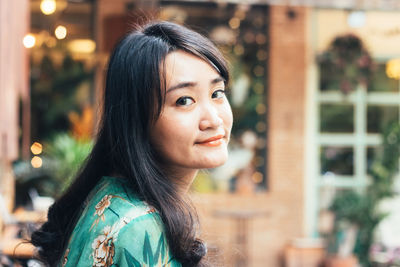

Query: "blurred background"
left=1, top=0, right=400, bottom=266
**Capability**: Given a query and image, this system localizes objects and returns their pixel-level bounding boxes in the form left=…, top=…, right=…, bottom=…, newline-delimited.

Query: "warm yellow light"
left=229, top=17, right=240, bottom=29
left=31, top=156, right=43, bottom=168
left=46, top=37, right=57, bottom=47
left=256, top=121, right=266, bottom=132
left=253, top=83, right=264, bottom=94
left=256, top=34, right=267, bottom=45
left=256, top=50, right=268, bottom=61
left=256, top=103, right=267, bottom=115
left=55, top=25, right=67, bottom=40
left=233, top=44, right=244, bottom=56
left=386, top=59, right=400, bottom=80
left=30, top=142, right=43, bottom=155
left=67, top=39, right=96, bottom=54
left=251, top=172, right=263, bottom=183
left=40, top=0, right=56, bottom=15
left=253, top=65, right=265, bottom=77
left=23, top=34, right=36, bottom=48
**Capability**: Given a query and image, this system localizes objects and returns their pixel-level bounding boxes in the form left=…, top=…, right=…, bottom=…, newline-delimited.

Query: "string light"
left=256, top=122, right=266, bottom=132
left=55, top=25, right=67, bottom=40
left=31, top=156, right=43, bottom=168
left=255, top=34, right=267, bottom=45
left=256, top=103, right=267, bottom=115
left=386, top=59, right=400, bottom=79
left=229, top=17, right=240, bottom=29
left=67, top=39, right=96, bottom=54
left=253, top=65, right=265, bottom=77
left=233, top=44, right=244, bottom=56
left=46, top=37, right=57, bottom=48
left=40, top=0, right=56, bottom=15
left=30, top=142, right=43, bottom=155
left=253, top=83, right=264, bottom=94
left=257, top=50, right=268, bottom=61
left=252, top=172, right=263, bottom=183
left=23, top=34, right=36, bottom=48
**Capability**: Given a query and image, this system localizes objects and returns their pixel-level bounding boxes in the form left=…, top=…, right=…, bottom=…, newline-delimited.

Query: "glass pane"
left=320, top=146, right=354, bottom=175
left=318, top=187, right=354, bottom=210
left=367, top=146, right=382, bottom=175
left=319, top=61, right=340, bottom=92
left=367, top=146, right=399, bottom=176
left=320, top=104, right=354, bottom=133
left=367, top=105, right=399, bottom=133
left=368, top=63, right=399, bottom=92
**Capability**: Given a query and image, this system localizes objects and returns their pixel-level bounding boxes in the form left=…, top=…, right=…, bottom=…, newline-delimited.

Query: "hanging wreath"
left=318, top=33, right=375, bottom=94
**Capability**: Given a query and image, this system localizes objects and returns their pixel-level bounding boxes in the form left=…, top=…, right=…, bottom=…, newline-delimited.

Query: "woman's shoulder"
left=61, top=176, right=182, bottom=267
left=82, top=176, right=157, bottom=232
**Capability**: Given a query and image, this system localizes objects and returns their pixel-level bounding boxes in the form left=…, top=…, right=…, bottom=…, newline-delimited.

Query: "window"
left=311, top=59, right=400, bottom=234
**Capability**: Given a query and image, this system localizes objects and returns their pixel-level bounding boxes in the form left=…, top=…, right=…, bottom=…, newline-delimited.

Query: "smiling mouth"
left=197, top=135, right=225, bottom=147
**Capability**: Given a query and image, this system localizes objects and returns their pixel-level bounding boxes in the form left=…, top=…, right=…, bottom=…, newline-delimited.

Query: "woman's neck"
left=110, top=167, right=198, bottom=196
left=162, top=167, right=199, bottom=196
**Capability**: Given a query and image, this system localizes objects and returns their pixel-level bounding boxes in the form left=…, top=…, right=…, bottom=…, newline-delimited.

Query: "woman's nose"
left=199, top=105, right=223, bottom=131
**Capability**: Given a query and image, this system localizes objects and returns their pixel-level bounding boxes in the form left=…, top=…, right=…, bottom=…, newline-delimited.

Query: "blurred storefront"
left=2, top=0, right=400, bottom=266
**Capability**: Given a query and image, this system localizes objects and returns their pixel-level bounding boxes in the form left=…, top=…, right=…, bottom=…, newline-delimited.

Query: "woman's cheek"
left=223, top=103, right=233, bottom=131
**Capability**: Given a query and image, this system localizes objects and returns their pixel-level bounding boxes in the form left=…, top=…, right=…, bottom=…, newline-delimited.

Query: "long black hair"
left=30, top=21, right=229, bottom=267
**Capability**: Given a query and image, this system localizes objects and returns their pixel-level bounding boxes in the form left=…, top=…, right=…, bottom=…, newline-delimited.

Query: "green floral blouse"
left=60, top=176, right=182, bottom=267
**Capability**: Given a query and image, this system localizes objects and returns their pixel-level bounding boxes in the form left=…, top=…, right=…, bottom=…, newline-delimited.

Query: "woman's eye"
left=176, top=96, right=195, bottom=106
left=212, top=89, right=226, bottom=99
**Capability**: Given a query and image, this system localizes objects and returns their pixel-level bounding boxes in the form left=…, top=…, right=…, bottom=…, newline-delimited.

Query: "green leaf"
left=153, top=233, right=166, bottom=263
left=123, top=248, right=142, bottom=267
left=142, top=232, right=168, bottom=266
left=143, top=231, right=154, bottom=265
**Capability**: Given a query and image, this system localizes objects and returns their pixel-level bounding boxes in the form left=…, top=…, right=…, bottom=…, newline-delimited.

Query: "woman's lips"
left=197, top=135, right=224, bottom=147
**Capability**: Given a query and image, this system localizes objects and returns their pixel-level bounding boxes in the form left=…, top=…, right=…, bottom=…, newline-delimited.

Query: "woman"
left=31, top=21, right=233, bottom=267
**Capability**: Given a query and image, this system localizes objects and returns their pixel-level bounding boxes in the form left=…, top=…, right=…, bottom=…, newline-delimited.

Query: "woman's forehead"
left=164, top=51, right=221, bottom=85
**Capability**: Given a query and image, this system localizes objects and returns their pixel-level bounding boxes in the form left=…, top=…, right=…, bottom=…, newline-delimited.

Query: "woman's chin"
left=198, top=153, right=228, bottom=169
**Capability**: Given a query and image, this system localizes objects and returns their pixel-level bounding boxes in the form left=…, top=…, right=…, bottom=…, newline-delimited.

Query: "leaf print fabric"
left=59, top=176, right=181, bottom=267
left=115, top=214, right=180, bottom=267
left=122, top=232, right=174, bottom=267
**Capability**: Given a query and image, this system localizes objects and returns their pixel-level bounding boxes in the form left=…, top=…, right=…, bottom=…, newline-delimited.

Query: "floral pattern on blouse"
left=90, top=194, right=127, bottom=231
left=95, top=195, right=112, bottom=217
left=92, top=225, right=115, bottom=267
left=59, top=176, right=181, bottom=267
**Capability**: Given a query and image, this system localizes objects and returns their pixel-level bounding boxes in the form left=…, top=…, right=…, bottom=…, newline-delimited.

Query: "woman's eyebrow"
left=167, top=76, right=225, bottom=93
left=211, top=76, right=226, bottom=84
left=167, top=82, right=196, bottom=93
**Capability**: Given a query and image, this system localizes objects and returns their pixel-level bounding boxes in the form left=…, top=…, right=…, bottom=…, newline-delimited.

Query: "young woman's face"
left=150, top=50, right=233, bottom=172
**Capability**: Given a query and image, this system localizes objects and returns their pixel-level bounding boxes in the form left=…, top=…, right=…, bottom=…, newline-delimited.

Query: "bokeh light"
left=23, top=34, right=36, bottom=48
left=40, top=0, right=56, bottom=15
left=31, top=156, right=43, bottom=168
left=55, top=25, right=67, bottom=40
left=30, top=142, right=43, bottom=155
left=229, top=17, right=240, bottom=29
left=386, top=59, right=400, bottom=79
left=67, top=39, right=96, bottom=54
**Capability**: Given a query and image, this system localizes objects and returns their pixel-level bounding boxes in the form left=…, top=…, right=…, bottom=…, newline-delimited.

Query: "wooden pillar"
left=0, top=0, right=30, bottom=231
left=93, top=0, right=158, bottom=131
left=93, top=0, right=130, bottom=131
